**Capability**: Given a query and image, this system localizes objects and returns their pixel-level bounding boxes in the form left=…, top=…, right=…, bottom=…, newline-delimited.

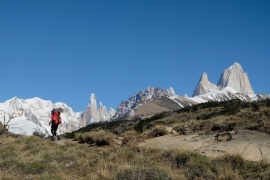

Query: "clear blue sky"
left=0, top=0, right=269, bottom=112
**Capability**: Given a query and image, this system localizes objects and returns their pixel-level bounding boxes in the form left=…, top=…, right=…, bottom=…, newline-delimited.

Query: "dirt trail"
left=139, top=129, right=270, bottom=162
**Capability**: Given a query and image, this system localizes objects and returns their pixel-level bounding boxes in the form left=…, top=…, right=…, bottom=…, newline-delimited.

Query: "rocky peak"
left=192, top=72, right=218, bottom=97
left=200, top=72, right=209, bottom=83
left=90, top=93, right=98, bottom=110
left=217, top=62, right=254, bottom=94
left=112, top=86, right=176, bottom=120
left=192, top=62, right=254, bottom=97
left=82, top=93, right=115, bottom=125
left=167, top=87, right=176, bottom=96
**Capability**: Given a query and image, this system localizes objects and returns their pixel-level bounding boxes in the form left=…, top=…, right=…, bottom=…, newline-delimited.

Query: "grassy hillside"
left=1, top=134, right=270, bottom=179
left=71, top=99, right=270, bottom=137
left=1, top=99, right=270, bottom=179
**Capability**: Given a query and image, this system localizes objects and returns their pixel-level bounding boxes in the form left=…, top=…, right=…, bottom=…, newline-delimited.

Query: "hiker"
left=49, top=108, right=62, bottom=141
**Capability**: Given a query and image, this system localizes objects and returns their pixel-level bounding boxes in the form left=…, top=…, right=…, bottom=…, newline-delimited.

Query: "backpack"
left=51, top=109, right=55, bottom=116
left=51, top=108, right=63, bottom=124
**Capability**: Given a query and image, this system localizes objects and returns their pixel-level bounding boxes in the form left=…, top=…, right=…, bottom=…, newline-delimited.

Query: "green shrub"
left=212, top=154, right=270, bottom=179
left=74, top=130, right=116, bottom=146
left=222, top=99, right=241, bottom=115
left=92, top=130, right=116, bottom=146
left=161, top=150, right=212, bottom=179
left=149, top=125, right=168, bottom=137
left=212, top=154, right=244, bottom=171
left=64, top=132, right=75, bottom=139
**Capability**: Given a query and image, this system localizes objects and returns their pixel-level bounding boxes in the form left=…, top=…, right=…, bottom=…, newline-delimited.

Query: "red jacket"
left=50, top=112, right=62, bottom=125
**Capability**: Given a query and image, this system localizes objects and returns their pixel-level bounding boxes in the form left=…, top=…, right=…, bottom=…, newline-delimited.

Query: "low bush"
left=122, top=130, right=139, bottom=146
left=148, top=125, right=168, bottom=137
left=74, top=130, right=116, bottom=146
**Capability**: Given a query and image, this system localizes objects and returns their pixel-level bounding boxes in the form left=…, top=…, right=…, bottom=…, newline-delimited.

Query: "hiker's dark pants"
left=51, top=123, right=59, bottom=136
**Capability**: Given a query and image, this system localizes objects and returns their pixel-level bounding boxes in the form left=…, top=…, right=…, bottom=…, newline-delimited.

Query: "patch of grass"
left=1, top=135, right=270, bottom=179
left=0, top=145, right=17, bottom=160
left=121, top=130, right=139, bottom=146
left=212, top=154, right=270, bottom=179
left=37, top=174, right=62, bottom=180
left=116, top=166, right=172, bottom=180
left=0, top=158, right=19, bottom=170
left=16, top=160, right=50, bottom=175
left=74, top=130, right=117, bottom=146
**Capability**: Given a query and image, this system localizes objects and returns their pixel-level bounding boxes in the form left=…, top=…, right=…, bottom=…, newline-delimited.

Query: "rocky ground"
left=139, top=128, right=270, bottom=162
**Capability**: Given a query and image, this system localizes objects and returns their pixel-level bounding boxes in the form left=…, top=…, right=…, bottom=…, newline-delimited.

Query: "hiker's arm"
left=49, top=114, right=54, bottom=125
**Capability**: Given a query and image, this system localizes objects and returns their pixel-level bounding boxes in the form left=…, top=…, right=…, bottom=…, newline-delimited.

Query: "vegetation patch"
left=116, top=167, right=172, bottom=180
left=74, top=130, right=116, bottom=146
left=148, top=125, right=168, bottom=137
left=16, top=161, right=49, bottom=175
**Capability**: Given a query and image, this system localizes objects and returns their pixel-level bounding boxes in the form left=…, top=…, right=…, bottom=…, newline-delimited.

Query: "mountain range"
left=0, top=62, right=269, bottom=136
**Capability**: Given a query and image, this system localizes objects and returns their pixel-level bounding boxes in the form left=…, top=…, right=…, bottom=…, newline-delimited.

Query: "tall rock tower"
left=192, top=72, right=218, bottom=96
left=217, top=62, right=254, bottom=94
left=82, top=93, right=115, bottom=125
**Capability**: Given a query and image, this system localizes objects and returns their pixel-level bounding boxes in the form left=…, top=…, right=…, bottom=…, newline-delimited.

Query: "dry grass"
left=1, top=134, right=270, bottom=180
left=74, top=130, right=117, bottom=146
left=121, top=130, right=140, bottom=146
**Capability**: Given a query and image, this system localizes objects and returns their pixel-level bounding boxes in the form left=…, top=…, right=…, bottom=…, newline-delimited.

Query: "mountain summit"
left=217, top=62, right=254, bottom=95
left=193, top=62, right=254, bottom=96
left=0, top=97, right=82, bottom=136
left=112, top=86, right=196, bottom=120
left=82, top=93, right=116, bottom=125
left=192, top=72, right=219, bottom=97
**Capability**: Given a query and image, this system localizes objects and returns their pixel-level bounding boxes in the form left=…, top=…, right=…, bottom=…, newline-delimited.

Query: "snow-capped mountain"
left=112, top=62, right=265, bottom=121
left=191, top=62, right=257, bottom=102
left=81, top=93, right=116, bottom=125
left=0, top=97, right=82, bottom=136
left=112, top=86, right=196, bottom=120
left=0, top=94, right=115, bottom=136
